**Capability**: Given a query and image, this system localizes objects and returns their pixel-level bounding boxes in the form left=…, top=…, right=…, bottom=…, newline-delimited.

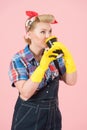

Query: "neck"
left=29, top=44, right=44, bottom=61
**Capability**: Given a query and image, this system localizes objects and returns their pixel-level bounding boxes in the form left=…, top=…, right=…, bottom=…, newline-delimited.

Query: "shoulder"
left=11, top=45, right=30, bottom=62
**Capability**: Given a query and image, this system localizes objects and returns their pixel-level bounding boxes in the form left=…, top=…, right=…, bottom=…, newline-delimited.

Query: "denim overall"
left=11, top=77, right=62, bottom=130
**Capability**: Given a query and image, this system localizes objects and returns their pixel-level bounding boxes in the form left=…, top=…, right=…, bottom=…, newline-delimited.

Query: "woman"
left=8, top=11, right=77, bottom=130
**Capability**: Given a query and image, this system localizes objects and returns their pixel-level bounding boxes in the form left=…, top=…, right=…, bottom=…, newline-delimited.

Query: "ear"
left=25, top=32, right=31, bottom=39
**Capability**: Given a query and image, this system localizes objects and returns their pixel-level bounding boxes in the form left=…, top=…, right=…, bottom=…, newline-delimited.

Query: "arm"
left=61, top=71, right=77, bottom=86
left=15, top=70, right=77, bottom=101
left=15, top=79, right=40, bottom=101
left=14, top=46, right=59, bottom=100
left=52, top=41, right=77, bottom=86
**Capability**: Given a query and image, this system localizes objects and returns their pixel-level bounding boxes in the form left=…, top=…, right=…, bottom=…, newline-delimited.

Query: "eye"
left=41, top=31, right=46, bottom=34
left=49, top=29, right=52, bottom=34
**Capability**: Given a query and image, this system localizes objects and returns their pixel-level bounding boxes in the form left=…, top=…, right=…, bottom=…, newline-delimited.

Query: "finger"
left=49, top=53, right=58, bottom=58
left=53, top=49, right=64, bottom=54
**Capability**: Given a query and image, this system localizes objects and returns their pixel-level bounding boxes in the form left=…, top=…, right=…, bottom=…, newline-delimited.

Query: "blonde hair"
left=24, top=14, right=56, bottom=44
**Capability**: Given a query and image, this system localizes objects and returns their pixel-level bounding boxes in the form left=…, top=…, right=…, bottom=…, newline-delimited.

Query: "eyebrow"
left=40, top=28, right=52, bottom=31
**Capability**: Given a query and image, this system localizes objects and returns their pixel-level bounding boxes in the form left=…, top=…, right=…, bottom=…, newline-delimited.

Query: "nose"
left=46, top=33, right=52, bottom=39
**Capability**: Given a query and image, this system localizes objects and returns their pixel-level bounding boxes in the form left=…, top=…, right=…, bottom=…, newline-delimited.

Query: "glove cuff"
left=30, top=66, right=46, bottom=82
left=65, top=57, right=76, bottom=73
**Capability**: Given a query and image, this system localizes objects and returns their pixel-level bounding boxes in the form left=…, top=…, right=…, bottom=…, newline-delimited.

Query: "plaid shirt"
left=8, top=45, right=60, bottom=90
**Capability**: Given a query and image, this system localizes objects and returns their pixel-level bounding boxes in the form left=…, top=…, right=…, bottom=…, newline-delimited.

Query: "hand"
left=30, top=45, right=59, bottom=82
left=40, top=46, right=59, bottom=70
left=52, top=42, right=76, bottom=73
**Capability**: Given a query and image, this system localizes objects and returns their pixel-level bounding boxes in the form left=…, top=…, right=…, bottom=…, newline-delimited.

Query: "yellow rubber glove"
left=30, top=45, right=59, bottom=82
left=52, top=42, right=76, bottom=73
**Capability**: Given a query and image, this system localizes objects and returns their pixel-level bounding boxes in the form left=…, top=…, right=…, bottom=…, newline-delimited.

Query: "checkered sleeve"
left=8, top=57, right=29, bottom=87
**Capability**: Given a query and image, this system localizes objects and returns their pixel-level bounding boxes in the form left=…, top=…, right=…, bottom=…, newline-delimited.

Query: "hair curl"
left=24, top=14, right=55, bottom=44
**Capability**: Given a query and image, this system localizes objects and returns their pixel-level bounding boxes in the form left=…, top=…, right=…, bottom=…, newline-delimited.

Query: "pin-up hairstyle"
left=24, top=11, right=58, bottom=44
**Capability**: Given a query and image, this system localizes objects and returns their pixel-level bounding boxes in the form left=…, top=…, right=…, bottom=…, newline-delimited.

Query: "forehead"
left=35, top=22, right=52, bottom=30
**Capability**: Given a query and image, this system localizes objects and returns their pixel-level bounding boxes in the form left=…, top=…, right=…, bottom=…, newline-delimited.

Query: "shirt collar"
left=24, top=45, right=35, bottom=62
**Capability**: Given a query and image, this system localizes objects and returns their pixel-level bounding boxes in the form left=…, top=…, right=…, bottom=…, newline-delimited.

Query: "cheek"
left=31, top=34, right=39, bottom=41
left=35, top=35, right=45, bottom=42
left=31, top=32, right=45, bottom=43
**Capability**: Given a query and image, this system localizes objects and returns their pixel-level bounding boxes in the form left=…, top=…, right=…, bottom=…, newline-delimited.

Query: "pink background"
left=0, top=0, right=87, bottom=130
